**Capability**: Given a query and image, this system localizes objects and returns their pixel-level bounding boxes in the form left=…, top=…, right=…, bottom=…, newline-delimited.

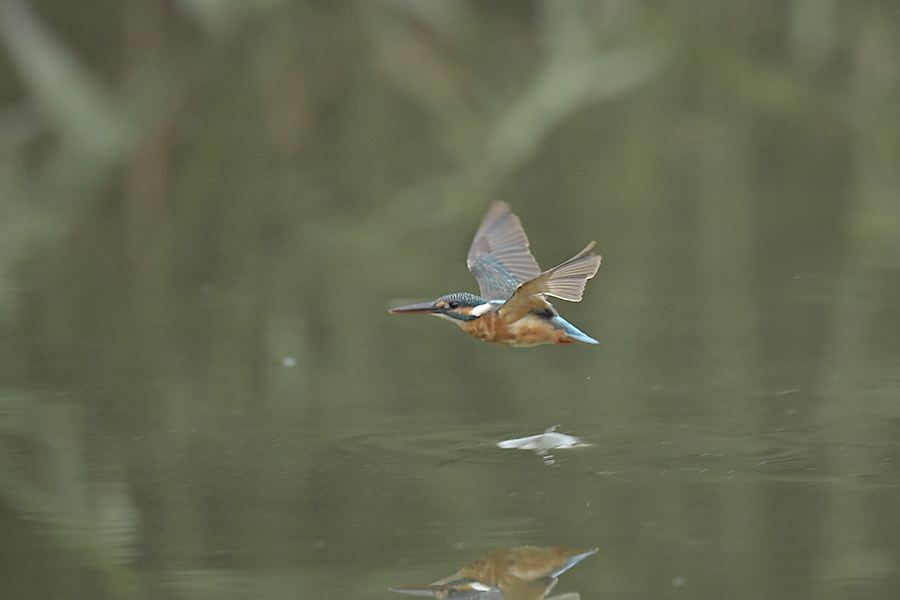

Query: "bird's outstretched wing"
left=499, top=242, right=601, bottom=319
left=467, top=202, right=541, bottom=301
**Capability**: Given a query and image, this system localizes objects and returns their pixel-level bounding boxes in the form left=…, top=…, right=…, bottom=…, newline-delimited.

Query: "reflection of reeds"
left=0, top=0, right=157, bottom=321
left=0, top=392, right=141, bottom=596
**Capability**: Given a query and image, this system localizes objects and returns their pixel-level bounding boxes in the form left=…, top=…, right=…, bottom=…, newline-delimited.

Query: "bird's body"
left=390, top=202, right=601, bottom=347
left=438, top=299, right=594, bottom=346
left=389, top=545, right=597, bottom=600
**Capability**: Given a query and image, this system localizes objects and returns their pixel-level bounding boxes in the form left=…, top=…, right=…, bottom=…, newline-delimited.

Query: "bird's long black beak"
left=387, top=585, right=446, bottom=597
left=389, top=301, right=439, bottom=315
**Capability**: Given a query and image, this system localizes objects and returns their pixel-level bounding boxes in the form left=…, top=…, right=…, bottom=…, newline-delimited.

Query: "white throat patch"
left=432, top=312, right=459, bottom=323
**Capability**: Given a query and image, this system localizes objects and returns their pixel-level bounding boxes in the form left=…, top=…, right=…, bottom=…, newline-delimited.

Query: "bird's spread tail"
left=517, top=242, right=601, bottom=303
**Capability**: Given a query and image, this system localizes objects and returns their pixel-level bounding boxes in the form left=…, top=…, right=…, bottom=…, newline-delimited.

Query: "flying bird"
left=390, top=202, right=601, bottom=346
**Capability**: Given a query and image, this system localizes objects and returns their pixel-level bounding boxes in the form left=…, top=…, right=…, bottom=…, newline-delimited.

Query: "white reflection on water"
left=497, top=426, right=591, bottom=452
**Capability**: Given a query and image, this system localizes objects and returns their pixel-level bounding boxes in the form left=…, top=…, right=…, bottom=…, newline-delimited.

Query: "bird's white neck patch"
left=470, top=302, right=494, bottom=317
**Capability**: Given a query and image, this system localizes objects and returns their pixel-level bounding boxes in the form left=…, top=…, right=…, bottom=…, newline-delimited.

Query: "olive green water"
left=2, top=2, right=900, bottom=599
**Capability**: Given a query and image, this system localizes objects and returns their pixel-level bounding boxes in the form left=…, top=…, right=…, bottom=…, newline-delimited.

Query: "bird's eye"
left=448, top=301, right=460, bottom=310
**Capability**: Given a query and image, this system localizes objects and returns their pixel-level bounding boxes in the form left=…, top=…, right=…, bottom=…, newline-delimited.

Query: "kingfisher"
left=389, top=545, right=597, bottom=600
left=390, top=202, right=601, bottom=346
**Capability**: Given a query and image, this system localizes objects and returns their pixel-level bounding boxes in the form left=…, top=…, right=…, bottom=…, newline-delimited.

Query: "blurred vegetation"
left=1, top=0, right=899, bottom=599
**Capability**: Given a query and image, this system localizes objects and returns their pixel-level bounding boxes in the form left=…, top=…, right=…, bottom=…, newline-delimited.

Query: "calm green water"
left=3, top=241, right=898, bottom=600
left=2, top=2, right=900, bottom=599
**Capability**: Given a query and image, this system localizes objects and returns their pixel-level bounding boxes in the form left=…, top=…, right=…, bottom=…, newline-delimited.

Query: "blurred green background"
left=1, top=1, right=900, bottom=599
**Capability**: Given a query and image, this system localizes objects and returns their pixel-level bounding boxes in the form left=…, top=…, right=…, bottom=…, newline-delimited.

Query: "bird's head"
left=389, top=292, right=489, bottom=323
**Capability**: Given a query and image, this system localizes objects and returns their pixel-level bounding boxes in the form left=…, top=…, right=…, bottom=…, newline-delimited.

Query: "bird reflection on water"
left=390, top=546, right=597, bottom=600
